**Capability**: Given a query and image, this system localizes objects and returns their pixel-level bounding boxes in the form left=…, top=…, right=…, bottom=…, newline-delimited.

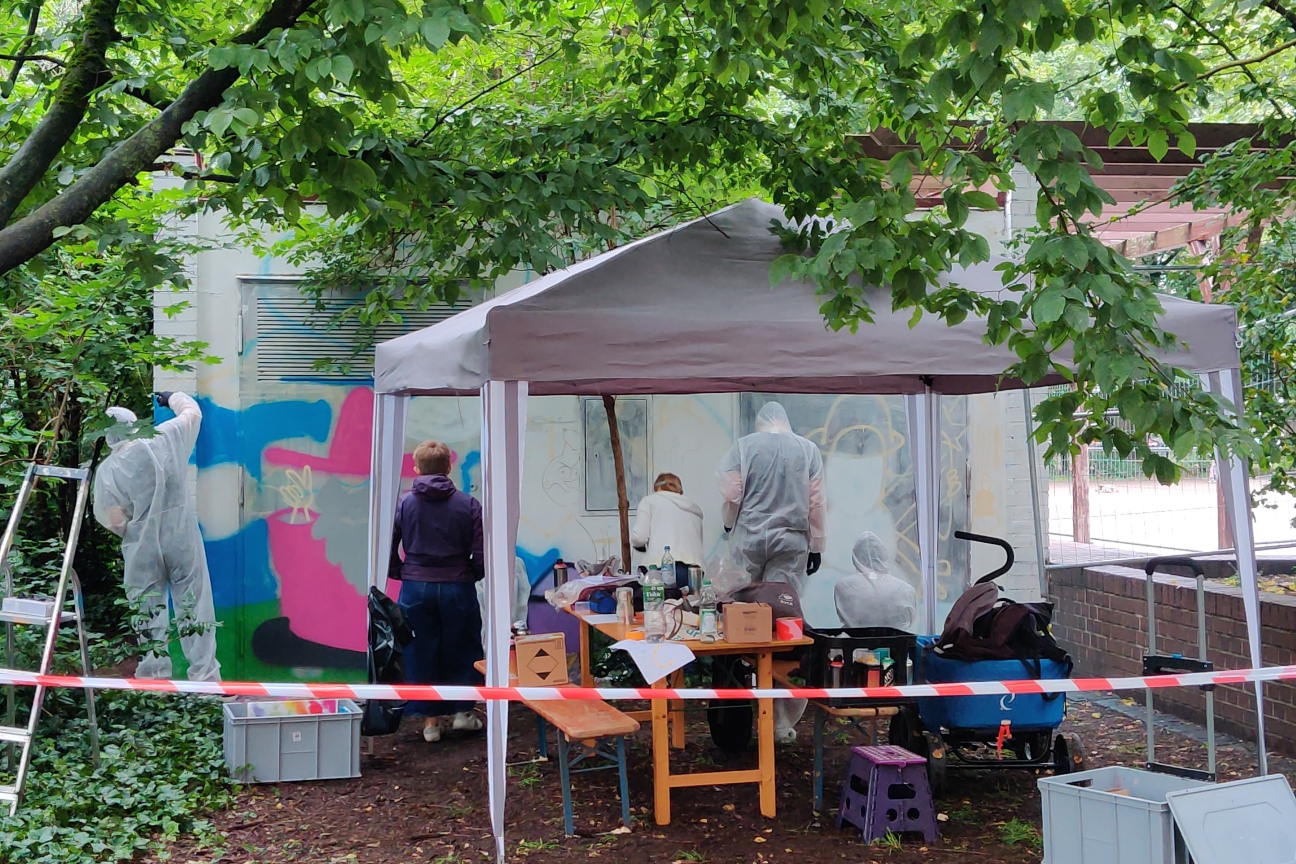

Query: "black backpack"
left=934, top=598, right=1073, bottom=686
left=361, top=587, right=415, bottom=736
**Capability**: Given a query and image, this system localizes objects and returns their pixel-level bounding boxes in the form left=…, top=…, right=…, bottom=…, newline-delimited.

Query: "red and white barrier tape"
left=2, top=664, right=1295, bottom=702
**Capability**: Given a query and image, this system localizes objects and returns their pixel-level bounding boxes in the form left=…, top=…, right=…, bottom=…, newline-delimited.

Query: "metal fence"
left=1046, top=447, right=1215, bottom=481
left=1042, top=370, right=1296, bottom=568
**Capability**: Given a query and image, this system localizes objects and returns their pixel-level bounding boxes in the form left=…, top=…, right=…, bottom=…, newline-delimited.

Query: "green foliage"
left=4, top=0, right=1296, bottom=487
left=999, top=817, right=1043, bottom=849
left=590, top=628, right=643, bottom=687
left=1, top=187, right=208, bottom=634
left=0, top=693, right=232, bottom=864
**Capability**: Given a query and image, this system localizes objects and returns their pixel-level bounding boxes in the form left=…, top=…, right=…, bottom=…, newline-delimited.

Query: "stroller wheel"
left=887, top=706, right=922, bottom=751
left=921, top=731, right=948, bottom=795
left=1053, top=732, right=1088, bottom=774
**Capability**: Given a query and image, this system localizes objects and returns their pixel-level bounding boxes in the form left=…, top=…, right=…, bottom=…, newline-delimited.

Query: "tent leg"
left=483, top=380, right=530, bottom=859
left=1204, top=370, right=1268, bottom=776
left=366, top=392, right=409, bottom=593
left=906, top=388, right=941, bottom=634
left=1020, top=388, right=1049, bottom=598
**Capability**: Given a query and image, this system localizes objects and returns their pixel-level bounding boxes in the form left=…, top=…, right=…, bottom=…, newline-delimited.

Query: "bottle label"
left=643, top=584, right=665, bottom=606
left=700, top=609, right=717, bottom=634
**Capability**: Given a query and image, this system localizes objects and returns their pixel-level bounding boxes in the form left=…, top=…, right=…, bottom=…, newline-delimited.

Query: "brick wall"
left=1049, top=564, right=1296, bottom=754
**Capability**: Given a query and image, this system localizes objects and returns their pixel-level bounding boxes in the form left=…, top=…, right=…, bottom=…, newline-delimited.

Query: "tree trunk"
left=602, top=394, right=632, bottom=572
left=0, top=0, right=320, bottom=275
left=1072, top=443, right=1090, bottom=544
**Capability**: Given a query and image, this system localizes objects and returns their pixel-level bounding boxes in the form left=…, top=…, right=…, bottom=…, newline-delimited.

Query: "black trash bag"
left=361, top=586, right=415, bottom=737
left=707, top=655, right=754, bottom=753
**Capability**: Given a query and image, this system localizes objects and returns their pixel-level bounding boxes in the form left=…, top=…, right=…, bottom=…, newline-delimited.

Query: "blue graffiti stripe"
left=191, top=396, right=333, bottom=479
left=459, top=450, right=480, bottom=495
left=205, top=519, right=277, bottom=608
left=515, top=546, right=561, bottom=590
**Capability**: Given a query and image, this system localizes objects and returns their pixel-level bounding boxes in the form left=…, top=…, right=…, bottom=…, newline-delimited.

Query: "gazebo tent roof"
left=374, top=198, right=1240, bottom=397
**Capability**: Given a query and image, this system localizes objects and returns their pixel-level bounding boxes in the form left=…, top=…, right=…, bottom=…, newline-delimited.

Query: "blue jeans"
left=397, top=580, right=484, bottom=717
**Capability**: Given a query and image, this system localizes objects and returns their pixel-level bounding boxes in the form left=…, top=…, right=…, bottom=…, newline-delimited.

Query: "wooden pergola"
left=855, top=122, right=1282, bottom=552
left=852, top=122, right=1268, bottom=258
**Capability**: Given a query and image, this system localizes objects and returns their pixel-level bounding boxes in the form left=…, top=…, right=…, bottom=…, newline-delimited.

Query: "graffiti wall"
left=194, top=381, right=979, bottom=679
left=196, top=375, right=743, bottom=680
left=151, top=221, right=1036, bottom=679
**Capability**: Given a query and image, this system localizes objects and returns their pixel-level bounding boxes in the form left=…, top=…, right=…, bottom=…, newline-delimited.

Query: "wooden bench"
left=475, top=660, right=639, bottom=834
left=772, top=661, right=903, bottom=811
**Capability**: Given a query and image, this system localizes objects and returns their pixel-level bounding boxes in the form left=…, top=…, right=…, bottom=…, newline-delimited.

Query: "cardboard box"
left=514, top=633, right=568, bottom=686
left=723, top=603, right=772, bottom=643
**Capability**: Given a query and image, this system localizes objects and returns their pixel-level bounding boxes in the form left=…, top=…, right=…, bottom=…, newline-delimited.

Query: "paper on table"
left=581, top=613, right=621, bottom=625
left=613, top=639, right=695, bottom=684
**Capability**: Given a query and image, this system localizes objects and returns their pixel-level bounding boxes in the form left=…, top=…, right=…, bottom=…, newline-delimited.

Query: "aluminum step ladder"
left=0, top=463, right=100, bottom=816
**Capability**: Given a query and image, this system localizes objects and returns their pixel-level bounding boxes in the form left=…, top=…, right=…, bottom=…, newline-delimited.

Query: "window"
left=583, top=397, right=649, bottom=512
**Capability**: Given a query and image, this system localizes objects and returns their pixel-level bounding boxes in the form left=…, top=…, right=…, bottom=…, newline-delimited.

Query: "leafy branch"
left=1173, top=37, right=1296, bottom=91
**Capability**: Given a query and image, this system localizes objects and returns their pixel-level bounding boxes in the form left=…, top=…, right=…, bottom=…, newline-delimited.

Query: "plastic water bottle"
left=660, top=546, right=675, bottom=587
left=643, top=565, right=665, bottom=643
left=699, top=579, right=718, bottom=643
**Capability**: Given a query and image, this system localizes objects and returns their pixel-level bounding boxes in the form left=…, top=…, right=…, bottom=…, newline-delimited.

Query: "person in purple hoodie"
left=389, top=440, right=485, bottom=742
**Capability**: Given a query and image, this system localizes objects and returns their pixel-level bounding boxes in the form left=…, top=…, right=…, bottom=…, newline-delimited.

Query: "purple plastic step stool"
left=837, top=745, right=938, bottom=844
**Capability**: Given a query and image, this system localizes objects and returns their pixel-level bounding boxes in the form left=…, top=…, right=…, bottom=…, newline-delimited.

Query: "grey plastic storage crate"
left=1038, top=766, right=1209, bottom=864
left=223, top=699, right=362, bottom=783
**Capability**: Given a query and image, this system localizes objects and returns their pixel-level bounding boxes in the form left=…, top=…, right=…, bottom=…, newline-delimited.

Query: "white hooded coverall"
left=93, top=394, right=220, bottom=681
left=717, top=402, right=826, bottom=738
left=717, top=402, right=827, bottom=596
left=834, top=531, right=918, bottom=631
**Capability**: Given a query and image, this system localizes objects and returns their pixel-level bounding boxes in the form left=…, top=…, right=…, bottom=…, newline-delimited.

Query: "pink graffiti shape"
left=263, top=387, right=470, bottom=656
left=268, top=508, right=400, bottom=653
left=264, top=388, right=427, bottom=478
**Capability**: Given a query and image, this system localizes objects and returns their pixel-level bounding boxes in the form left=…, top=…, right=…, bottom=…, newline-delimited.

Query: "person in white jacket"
left=631, top=473, right=705, bottom=584
left=93, top=392, right=220, bottom=682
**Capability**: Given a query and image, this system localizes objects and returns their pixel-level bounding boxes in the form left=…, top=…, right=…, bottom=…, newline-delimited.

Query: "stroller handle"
left=1144, top=555, right=1205, bottom=578
left=954, top=530, right=1015, bottom=584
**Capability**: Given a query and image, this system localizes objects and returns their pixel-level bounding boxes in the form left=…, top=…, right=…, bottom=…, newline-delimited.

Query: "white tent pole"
left=482, top=380, right=528, bottom=863
left=906, top=386, right=941, bottom=634
left=1020, top=388, right=1049, bottom=598
left=367, top=392, right=409, bottom=592
left=1204, top=369, right=1269, bottom=775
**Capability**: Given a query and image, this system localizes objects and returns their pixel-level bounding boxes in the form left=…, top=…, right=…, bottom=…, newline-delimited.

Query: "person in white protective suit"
left=717, top=401, right=827, bottom=742
left=93, top=393, right=220, bottom=682
left=834, top=531, right=917, bottom=631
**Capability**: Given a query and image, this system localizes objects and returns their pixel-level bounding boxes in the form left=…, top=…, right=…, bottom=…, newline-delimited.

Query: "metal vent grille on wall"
left=253, top=296, right=467, bottom=382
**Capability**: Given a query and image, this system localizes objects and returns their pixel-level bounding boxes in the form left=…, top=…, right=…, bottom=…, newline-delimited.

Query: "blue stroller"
left=887, top=531, right=1087, bottom=792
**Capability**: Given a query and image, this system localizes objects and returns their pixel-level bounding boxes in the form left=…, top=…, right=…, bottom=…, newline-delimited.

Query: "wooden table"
left=570, top=612, right=812, bottom=825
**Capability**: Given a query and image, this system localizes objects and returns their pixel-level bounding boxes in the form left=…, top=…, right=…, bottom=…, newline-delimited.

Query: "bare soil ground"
left=155, top=697, right=1295, bottom=864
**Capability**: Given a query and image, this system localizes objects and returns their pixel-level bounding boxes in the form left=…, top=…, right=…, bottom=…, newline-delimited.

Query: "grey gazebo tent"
left=366, top=199, right=1267, bottom=860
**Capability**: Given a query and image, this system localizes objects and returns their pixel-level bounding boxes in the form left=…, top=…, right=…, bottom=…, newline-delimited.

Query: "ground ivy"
left=0, top=692, right=232, bottom=864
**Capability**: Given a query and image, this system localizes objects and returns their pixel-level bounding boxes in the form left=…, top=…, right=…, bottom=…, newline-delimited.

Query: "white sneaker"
left=451, top=711, right=483, bottom=732
left=423, top=721, right=442, bottom=742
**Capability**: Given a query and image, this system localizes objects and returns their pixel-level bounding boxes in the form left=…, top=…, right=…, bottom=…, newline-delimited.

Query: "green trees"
left=2, top=0, right=1295, bottom=487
